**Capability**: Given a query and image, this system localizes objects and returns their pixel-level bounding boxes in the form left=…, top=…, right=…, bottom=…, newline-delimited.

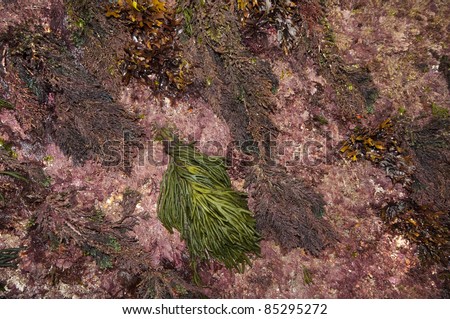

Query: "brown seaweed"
left=341, top=118, right=450, bottom=266
left=340, top=118, right=414, bottom=186
left=105, top=0, right=191, bottom=92
left=381, top=200, right=449, bottom=266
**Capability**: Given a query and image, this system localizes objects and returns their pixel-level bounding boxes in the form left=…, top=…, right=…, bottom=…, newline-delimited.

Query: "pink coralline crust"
left=120, top=84, right=232, bottom=155
left=327, top=0, right=450, bottom=122
left=0, top=109, right=26, bottom=142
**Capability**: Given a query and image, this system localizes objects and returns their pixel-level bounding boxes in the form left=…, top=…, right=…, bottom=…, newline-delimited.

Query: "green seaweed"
left=0, top=248, right=23, bottom=268
left=156, top=128, right=260, bottom=283
left=0, top=171, right=28, bottom=182
left=431, top=103, right=449, bottom=118
left=107, top=236, right=122, bottom=252
left=302, top=266, right=313, bottom=286
left=0, top=138, right=18, bottom=158
left=83, top=245, right=113, bottom=270
left=313, top=114, right=329, bottom=125
left=0, top=98, right=15, bottom=110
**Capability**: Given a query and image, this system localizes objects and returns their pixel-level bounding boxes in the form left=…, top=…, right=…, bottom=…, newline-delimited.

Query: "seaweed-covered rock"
left=3, top=28, right=143, bottom=169
left=105, top=0, right=190, bottom=92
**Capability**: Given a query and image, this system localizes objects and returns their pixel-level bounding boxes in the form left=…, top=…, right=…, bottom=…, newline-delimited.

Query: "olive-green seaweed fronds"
left=156, top=129, right=260, bottom=281
left=0, top=248, right=23, bottom=268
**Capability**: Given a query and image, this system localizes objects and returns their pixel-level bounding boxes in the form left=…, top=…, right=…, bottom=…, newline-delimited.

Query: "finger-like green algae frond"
left=156, top=129, right=260, bottom=283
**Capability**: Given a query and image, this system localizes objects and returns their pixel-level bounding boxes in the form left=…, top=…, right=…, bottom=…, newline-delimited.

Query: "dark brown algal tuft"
left=0, top=148, right=48, bottom=228
left=247, top=164, right=336, bottom=255
left=439, top=55, right=450, bottom=92
left=408, top=118, right=450, bottom=212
